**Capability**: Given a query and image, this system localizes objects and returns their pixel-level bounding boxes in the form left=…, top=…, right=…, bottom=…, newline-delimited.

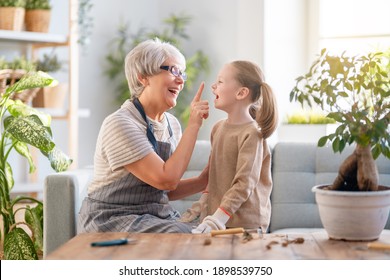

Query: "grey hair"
left=124, top=38, right=186, bottom=100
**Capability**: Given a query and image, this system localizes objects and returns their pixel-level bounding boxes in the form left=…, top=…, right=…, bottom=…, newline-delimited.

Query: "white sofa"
left=43, top=141, right=390, bottom=257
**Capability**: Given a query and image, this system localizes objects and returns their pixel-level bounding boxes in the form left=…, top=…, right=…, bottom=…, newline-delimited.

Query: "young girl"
left=180, top=60, right=278, bottom=234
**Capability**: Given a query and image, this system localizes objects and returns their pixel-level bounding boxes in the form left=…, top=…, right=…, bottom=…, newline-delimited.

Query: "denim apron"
left=77, top=99, right=192, bottom=233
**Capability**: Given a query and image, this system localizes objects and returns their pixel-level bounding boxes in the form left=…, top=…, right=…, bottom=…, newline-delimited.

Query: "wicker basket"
left=0, top=69, right=40, bottom=104
left=0, top=7, right=25, bottom=31
left=25, top=9, right=51, bottom=33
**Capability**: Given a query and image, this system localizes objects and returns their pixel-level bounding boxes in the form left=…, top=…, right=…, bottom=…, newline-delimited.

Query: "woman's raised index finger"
left=192, top=82, right=205, bottom=102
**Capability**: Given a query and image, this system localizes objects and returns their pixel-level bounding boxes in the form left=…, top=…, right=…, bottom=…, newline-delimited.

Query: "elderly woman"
left=78, top=38, right=209, bottom=233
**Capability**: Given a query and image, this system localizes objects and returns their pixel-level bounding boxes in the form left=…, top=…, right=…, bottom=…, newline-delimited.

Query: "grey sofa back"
left=270, top=142, right=390, bottom=232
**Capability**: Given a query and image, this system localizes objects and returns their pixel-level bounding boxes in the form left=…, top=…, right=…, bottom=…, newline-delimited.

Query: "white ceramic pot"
left=312, top=184, right=390, bottom=241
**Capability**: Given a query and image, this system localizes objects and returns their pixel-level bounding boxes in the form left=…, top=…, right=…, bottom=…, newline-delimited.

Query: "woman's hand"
left=188, top=82, right=209, bottom=128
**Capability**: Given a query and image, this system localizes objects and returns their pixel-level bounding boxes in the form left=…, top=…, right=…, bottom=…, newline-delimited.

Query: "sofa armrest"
left=43, top=167, right=92, bottom=258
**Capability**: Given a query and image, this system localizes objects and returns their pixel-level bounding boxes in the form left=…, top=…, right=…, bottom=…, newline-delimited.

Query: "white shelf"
left=11, top=182, right=43, bottom=200
left=35, top=108, right=91, bottom=118
left=0, top=30, right=67, bottom=44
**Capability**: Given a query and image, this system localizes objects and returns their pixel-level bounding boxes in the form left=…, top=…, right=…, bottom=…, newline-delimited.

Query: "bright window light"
left=318, top=0, right=390, bottom=55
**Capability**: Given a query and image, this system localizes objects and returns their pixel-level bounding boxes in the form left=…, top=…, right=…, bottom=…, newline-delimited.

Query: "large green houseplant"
left=104, top=13, right=209, bottom=126
left=0, top=71, right=72, bottom=259
left=290, top=48, right=390, bottom=240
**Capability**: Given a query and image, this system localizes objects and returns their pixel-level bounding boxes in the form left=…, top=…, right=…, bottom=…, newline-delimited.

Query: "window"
left=315, top=0, right=390, bottom=55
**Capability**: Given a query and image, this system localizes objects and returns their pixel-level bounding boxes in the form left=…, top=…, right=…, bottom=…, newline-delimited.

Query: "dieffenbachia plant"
left=0, top=71, right=72, bottom=259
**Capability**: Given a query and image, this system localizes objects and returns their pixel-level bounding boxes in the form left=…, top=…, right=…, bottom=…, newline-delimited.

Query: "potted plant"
left=104, top=13, right=209, bottom=126
left=0, top=0, right=25, bottom=31
left=33, top=50, right=67, bottom=108
left=24, top=0, right=51, bottom=33
left=278, top=109, right=336, bottom=142
left=0, top=56, right=39, bottom=103
left=0, top=71, right=72, bottom=259
left=290, top=48, right=390, bottom=241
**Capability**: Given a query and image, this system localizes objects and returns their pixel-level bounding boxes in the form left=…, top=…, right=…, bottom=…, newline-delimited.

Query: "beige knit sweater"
left=207, top=119, right=272, bottom=232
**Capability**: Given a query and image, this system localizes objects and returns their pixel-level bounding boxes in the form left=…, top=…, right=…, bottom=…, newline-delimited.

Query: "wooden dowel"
left=210, top=227, right=245, bottom=236
left=367, top=242, right=390, bottom=250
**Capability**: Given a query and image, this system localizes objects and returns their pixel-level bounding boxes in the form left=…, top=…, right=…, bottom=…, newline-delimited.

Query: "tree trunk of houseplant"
left=330, top=144, right=379, bottom=192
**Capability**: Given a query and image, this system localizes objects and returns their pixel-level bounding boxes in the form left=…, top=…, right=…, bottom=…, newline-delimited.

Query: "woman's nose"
left=175, top=76, right=185, bottom=84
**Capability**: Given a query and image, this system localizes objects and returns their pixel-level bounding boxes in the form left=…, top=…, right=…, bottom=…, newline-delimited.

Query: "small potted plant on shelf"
left=24, top=0, right=51, bottom=33
left=290, top=48, right=390, bottom=241
left=0, top=71, right=72, bottom=260
left=0, top=0, right=26, bottom=31
left=278, top=109, right=336, bottom=142
left=33, top=50, right=67, bottom=108
left=0, top=56, right=39, bottom=103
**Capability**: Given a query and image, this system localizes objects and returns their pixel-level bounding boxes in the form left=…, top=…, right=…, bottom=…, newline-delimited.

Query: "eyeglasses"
left=160, top=65, right=187, bottom=81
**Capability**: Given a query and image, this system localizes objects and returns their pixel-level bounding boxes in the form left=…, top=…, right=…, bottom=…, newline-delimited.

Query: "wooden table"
left=46, top=230, right=390, bottom=260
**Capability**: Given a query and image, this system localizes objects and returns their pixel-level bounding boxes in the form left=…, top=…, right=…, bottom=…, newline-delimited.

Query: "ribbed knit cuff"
left=213, top=207, right=230, bottom=225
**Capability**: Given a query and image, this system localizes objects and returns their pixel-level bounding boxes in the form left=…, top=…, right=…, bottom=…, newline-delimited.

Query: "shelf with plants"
left=0, top=0, right=81, bottom=196
left=0, top=29, right=67, bottom=44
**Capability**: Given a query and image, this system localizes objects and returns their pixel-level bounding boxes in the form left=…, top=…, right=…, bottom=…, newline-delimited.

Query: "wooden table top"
left=46, top=229, right=390, bottom=260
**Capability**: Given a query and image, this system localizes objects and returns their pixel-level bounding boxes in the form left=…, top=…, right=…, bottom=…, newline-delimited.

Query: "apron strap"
left=133, top=98, right=173, bottom=153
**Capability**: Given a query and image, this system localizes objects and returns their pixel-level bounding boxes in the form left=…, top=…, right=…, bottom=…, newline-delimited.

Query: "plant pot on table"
left=312, top=184, right=390, bottom=241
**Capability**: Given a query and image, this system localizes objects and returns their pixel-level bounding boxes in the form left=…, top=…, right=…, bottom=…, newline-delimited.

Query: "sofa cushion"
left=169, top=140, right=211, bottom=214
left=270, top=142, right=390, bottom=232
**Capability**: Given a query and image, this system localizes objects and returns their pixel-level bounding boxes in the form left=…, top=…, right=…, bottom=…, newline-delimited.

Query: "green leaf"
left=5, top=161, right=14, bottom=190
left=332, top=137, right=340, bottom=153
left=42, top=147, right=73, bottom=172
left=4, top=227, right=38, bottom=260
left=318, top=136, right=328, bottom=147
left=25, top=204, right=43, bottom=253
left=14, top=141, right=36, bottom=174
left=327, top=112, right=344, bottom=122
left=5, top=71, right=57, bottom=97
left=338, top=138, right=346, bottom=152
left=5, top=115, right=55, bottom=153
left=7, top=99, right=52, bottom=127
left=372, top=144, right=381, bottom=160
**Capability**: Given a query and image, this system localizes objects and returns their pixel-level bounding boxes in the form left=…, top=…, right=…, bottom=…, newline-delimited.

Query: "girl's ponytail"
left=232, top=61, right=278, bottom=139
left=255, top=83, right=278, bottom=139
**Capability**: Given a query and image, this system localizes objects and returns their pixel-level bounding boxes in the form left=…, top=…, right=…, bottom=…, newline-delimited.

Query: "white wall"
left=263, top=0, right=308, bottom=140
